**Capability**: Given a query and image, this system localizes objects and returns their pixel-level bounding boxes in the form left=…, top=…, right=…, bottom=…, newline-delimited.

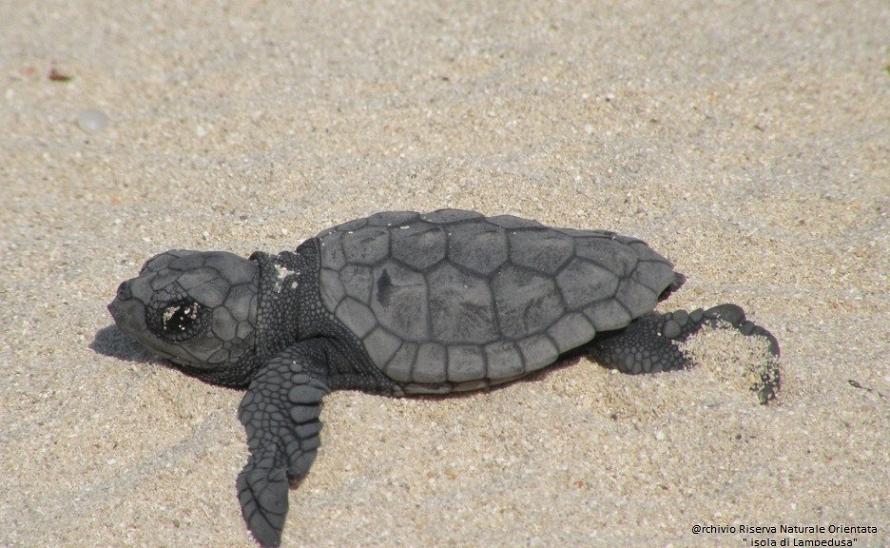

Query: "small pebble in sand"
left=77, top=109, right=109, bottom=134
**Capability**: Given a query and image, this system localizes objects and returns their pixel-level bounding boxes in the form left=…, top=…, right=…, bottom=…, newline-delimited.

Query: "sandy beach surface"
left=2, top=1, right=888, bottom=546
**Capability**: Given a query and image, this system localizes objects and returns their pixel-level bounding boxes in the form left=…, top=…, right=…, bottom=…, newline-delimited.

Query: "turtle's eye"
left=148, top=299, right=208, bottom=341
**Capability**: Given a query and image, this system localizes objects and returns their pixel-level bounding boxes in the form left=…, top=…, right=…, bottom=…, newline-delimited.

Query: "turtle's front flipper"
left=589, top=304, right=780, bottom=404
left=237, top=340, right=331, bottom=547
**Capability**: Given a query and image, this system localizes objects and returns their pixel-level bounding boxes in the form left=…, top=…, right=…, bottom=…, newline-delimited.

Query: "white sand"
left=1, top=1, right=888, bottom=546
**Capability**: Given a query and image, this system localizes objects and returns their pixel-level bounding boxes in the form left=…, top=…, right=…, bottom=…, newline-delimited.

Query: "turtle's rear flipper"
left=589, top=304, right=780, bottom=404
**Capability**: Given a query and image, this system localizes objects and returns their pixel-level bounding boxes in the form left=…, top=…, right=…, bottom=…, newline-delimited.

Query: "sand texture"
left=1, top=1, right=888, bottom=546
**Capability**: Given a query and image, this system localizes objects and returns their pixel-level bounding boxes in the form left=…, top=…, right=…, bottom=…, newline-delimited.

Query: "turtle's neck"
left=249, top=249, right=306, bottom=359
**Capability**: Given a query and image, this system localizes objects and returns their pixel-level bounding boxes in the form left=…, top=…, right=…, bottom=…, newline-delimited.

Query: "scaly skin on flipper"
left=590, top=304, right=781, bottom=403
left=106, top=208, right=782, bottom=546
left=237, top=340, right=330, bottom=548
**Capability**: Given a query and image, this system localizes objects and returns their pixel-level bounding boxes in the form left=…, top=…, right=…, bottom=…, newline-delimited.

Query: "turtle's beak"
left=107, top=298, right=124, bottom=325
left=107, top=281, right=128, bottom=323
left=108, top=280, right=146, bottom=336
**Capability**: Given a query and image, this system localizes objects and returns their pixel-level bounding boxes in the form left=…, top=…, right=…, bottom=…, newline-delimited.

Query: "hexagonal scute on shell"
left=546, top=312, right=596, bottom=353
left=447, top=345, right=486, bottom=383
left=420, top=209, right=483, bottom=224
left=335, top=297, right=378, bottom=338
left=557, top=228, right=615, bottom=238
left=493, top=265, right=565, bottom=338
left=342, top=226, right=389, bottom=265
left=366, top=211, right=419, bottom=227
left=517, top=334, right=559, bottom=373
left=555, top=258, right=619, bottom=311
left=403, top=382, right=452, bottom=395
left=428, top=263, right=498, bottom=344
left=334, top=217, right=368, bottom=232
left=391, top=222, right=447, bottom=270
left=509, top=229, right=574, bottom=274
left=319, top=268, right=345, bottom=312
left=575, top=236, right=638, bottom=277
left=611, top=233, right=644, bottom=246
left=449, top=379, right=489, bottom=392
left=629, top=241, right=671, bottom=264
left=583, top=299, right=631, bottom=332
left=413, top=343, right=447, bottom=383
left=614, top=278, right=657, bottom=317
left=486, top=214, right=544, bottom=230
left=319, top=231, right=346, bottom=270
left=446, top=220, right=507, bottom=275
left=340, top=264, right=373, bottom=304
left=363, top=327, right=402, bottom=367
left=385, top=342, right=417, bottom=383
left=370, top=261, right=429, bottom=341
left=484, top=340, right=525, bottom=380
left=632, top=259, right=676, bottom=294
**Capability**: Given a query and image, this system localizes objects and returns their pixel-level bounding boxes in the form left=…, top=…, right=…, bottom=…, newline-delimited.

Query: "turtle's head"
left=108, top=250, right=260, bottom=382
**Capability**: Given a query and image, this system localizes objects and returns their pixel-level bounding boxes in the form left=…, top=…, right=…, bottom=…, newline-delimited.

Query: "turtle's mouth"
left=108, top=289, right=180, bottom=363
left=108, top=289, right=142, bottom=336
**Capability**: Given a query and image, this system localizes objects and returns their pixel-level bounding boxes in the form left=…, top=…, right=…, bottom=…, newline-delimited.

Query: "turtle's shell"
left=315, top=209, right=676, bottom=394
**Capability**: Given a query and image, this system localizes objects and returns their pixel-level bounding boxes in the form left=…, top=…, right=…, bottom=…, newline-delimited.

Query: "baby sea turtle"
left=108, top=209, right=780, bottom=546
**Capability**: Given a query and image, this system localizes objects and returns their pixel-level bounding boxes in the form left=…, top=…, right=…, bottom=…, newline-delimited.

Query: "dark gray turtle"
left=108, top=209, right=780, bottom=546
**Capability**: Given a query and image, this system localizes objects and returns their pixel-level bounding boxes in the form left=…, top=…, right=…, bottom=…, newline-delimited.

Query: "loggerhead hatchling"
left=108, top=209, right=780, bottom=546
